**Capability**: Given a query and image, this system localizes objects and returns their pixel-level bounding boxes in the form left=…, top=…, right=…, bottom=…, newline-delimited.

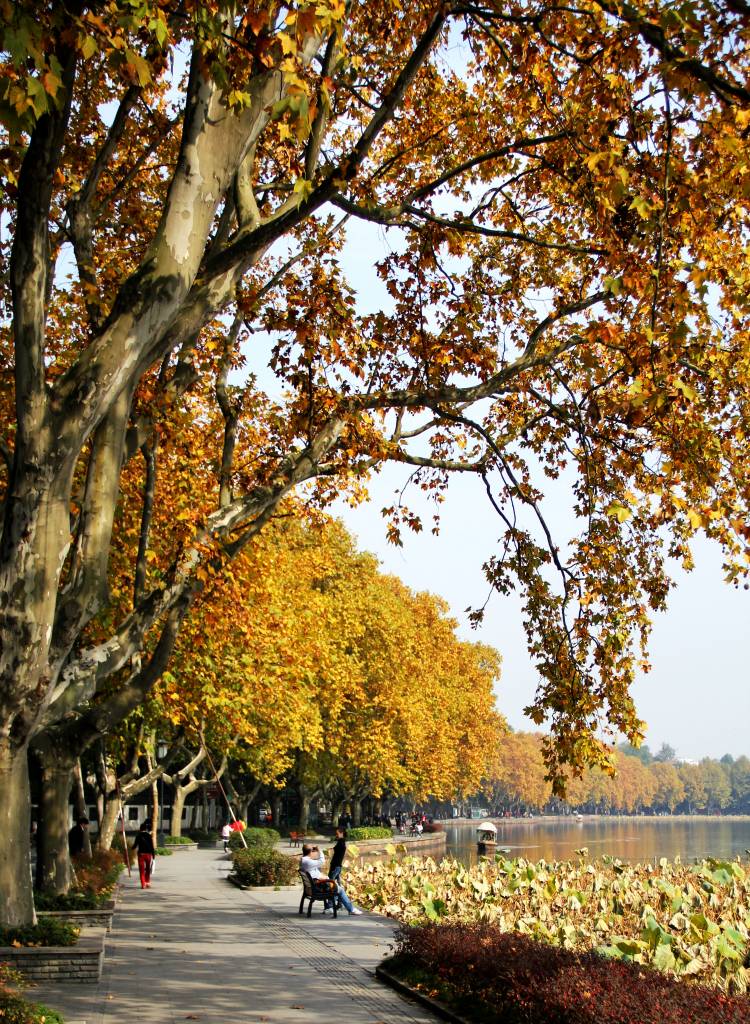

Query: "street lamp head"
left=157, top=740, right=168, bottom=760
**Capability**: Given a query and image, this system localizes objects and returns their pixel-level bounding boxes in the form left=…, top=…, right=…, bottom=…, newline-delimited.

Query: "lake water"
left=443, top=818, right=750, bottom=866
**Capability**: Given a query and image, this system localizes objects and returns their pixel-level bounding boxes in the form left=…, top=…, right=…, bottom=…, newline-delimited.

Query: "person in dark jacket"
left=328, top=827, right=347, bottom=884
left=68, top=816, right=89, bottom=857
left=131, top=821, right=156, bottom=889
left=324, top=827, right=349, bottom=911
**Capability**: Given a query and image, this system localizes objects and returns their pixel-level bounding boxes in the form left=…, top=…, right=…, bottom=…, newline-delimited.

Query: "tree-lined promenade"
left=2, top=0, right=749, bottom=931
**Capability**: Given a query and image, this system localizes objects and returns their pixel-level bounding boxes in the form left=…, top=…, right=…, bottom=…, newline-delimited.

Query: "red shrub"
left=393, top=923, right=750, bottom=1024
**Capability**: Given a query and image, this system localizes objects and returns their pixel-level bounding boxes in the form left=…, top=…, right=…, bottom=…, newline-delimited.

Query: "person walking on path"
left=300, top=844, right=362, bottom=915
left=132, top=820, right=156, bottom=889
left=221, top=822, right=231, bottom=852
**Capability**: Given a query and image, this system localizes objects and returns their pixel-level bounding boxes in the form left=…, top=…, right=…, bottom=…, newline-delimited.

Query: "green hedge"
left=187, top=829, right=218, bottom=842
left=231, top=848, right=298, bottom=887
left=0, top=918, right=79, bottom=948
left=228, top=826, right=281, bottom=851
left=162, top=835, right=194, bottom=845
left=346, top=826, right=393, bottom=841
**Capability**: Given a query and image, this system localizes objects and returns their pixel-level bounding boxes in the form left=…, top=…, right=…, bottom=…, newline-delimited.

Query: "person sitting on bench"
left=299, top=844, right=362, bottom=915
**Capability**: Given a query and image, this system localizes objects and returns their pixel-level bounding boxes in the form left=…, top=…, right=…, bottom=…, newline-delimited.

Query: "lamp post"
left=157, top=740, right=168, bottom=842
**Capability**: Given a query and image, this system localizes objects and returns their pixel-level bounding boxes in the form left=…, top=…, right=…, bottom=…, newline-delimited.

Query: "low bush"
left=35, top=890, right=98, bottom=911
left=231, top=848, right=298, bottom=887
left=186, top=829, right=217, bottom=842
left=0, top=965, right=64, bottom=1024
left=392, top=923, right=750, bottom=1024
left=1, top=917, right=79, bottom=948
left=228, top=826, right=280, bottom=851
left=162, top=835, right=194, bottom=845
left=346, top=826, right=393, bottom=841
left=155, top=846, right=173, bottom=855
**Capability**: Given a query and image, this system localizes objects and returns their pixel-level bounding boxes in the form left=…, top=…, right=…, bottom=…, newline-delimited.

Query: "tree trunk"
left=0, top=741, right=35, bottom=927
left=72, top=759, right=92, bottom=858
left=98, top=795, right=121, bottom=851
left=151, top=778, right=158, bottom=847
left=271, top=792, right=282, bottom=827
left=35, top=751, right=75, bottom=895
left=352, top=798, right=362, bottom=827
left=298, top=791, right=311, bottom=834
left=171, top=786, right=187, bottom=837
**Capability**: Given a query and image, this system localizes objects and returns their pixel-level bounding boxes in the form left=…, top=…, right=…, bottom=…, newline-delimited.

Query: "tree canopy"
left=1, top=0, right=749, bottom=925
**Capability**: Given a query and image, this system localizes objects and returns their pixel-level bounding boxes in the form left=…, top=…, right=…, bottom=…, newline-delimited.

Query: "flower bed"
left=1, top=918, right=79, bottom=948
left=387, top=923, right=750, bottom=1024
left=0, top=964, right=64, bottom=1024
left=346, top=853, right=750, bottom=993
left=34, top=848, right=125, bottom=914
left=38, top=899, right=115, bottom=932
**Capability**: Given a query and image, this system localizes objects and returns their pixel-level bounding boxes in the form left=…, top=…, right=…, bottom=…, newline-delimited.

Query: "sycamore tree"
left=1, top=0, right=750, bottom=925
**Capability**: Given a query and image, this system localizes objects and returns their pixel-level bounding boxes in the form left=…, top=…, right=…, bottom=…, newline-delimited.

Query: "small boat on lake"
left=477, top=821, right=498, bottom=852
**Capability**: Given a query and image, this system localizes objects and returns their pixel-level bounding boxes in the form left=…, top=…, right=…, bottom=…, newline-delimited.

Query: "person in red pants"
left=131, top=821, right=156, bottom=889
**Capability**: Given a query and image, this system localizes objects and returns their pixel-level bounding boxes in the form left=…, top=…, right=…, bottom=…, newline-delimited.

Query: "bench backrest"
left=299, top=869, right=314, bottom=897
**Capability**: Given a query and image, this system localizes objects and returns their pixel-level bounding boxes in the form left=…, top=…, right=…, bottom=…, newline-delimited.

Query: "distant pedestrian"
left=221, top=822, right=231, bottom=852
left=132, top=820, right=156, bottom=889
left=68, top=816, right=89, bottom=858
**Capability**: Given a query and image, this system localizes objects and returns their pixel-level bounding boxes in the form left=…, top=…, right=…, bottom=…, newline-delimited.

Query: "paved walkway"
left=29, top=848, right=439, bottom=1024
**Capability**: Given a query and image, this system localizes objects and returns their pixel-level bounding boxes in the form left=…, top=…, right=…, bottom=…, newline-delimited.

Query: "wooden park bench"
left=298, top=870, right=338, bottom=918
